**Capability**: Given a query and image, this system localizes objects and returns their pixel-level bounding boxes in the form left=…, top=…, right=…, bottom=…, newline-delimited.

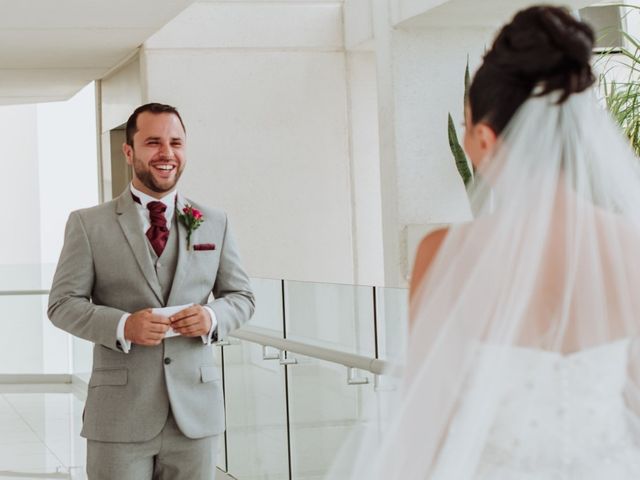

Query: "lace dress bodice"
left=432, top=339, right=640, bottom=479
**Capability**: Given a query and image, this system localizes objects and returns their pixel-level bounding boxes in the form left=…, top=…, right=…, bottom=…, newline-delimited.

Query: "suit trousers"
left=87, top=409, right=220, bottom=480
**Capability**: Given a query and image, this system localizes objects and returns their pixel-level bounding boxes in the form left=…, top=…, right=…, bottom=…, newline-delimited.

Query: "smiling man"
left=48, top=103, right=255, bottom=479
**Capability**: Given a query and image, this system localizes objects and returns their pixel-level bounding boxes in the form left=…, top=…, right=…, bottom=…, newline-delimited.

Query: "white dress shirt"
left=116, top=184, right=217, bottom=353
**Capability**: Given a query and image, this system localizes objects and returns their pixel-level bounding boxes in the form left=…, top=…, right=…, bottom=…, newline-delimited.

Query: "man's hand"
left=125, top=308, right=171, bottom=346
left=170, top=305, right=212, bottom=337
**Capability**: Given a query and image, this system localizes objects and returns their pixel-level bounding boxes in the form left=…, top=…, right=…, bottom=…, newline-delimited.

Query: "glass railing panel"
left=3, top=390, right=86, bottom=472
left=223, top=340, right=289, bottom=480
left=72, top=337, right=93, bottom=384
left=0, top=263, right=55, bottom=291
left=0, top=294, right=70, bottom=375
left=244, top=277, right=284, bottom=333
left=375, top=287, right=409, bottom=363
left=0, top=390, right=83, bottom=476
left=287, top=355, right=378, bottom=480
left=40, top=294, right=73, bottom=375
left=284, top=281, right=375, bottom=357
left=213, top=343, right=226, bottom=472
left=40, top=263, right=57, bottom=291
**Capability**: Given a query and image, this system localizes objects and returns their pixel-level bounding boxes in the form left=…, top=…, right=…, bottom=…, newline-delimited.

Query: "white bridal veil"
left=331, top=88, right=640, bottom=478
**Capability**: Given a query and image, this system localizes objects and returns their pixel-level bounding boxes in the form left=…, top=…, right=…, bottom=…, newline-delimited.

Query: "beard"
left=131, top=154, right=183, bottom=194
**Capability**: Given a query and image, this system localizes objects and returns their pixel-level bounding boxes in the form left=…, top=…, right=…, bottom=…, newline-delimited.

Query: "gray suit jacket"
left=48, top=190, right=255, bottom=442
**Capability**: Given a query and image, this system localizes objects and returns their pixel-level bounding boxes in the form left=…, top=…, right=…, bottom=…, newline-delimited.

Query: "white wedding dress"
left=432, top=339, right=640, bottom=479
left=328, top=92, right=640, bottom=480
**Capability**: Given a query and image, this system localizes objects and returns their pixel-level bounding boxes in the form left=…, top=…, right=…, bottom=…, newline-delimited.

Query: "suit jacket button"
left=164, top=357, right=172, bottom=365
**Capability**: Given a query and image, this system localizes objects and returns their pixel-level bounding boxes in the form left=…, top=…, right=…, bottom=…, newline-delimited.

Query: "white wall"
left=368, top=2, right=493, bottom=285
left=101, top=56, right=142, bottom=133
left=392, top=28, right=485, bottom=226
left=347, top=52, right=384, bottom=286
left=141, top=2, right=357, bottom=284
left=93, top=0, right=576, bottom=289
left=99, top=56, right=143, bottom=202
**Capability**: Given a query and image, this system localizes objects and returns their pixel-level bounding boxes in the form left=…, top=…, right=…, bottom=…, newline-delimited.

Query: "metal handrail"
left=0, top=290, right=49, bottom=296
left=1, top=289, right=398, bottom=376
left=228, top=325, right=391, bottom=376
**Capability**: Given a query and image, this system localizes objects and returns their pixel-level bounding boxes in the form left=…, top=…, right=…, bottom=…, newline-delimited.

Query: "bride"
left=335, top=5, right=640, bottom=479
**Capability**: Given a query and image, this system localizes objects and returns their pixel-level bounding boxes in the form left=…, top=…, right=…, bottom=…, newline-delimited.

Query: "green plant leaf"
left=448, top=113, right=473, bottom=186
left=463, top=56, right=470, bottom=115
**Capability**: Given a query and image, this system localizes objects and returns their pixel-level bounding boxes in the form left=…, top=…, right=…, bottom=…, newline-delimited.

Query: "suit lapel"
left=115, top=191, right=164, bottom=304
left=166, top=194, right=193, bottom=306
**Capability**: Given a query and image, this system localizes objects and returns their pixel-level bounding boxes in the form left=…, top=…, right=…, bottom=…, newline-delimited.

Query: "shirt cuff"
left=202, top=306, right=217, bottom=345
left=116, top=313, right=132, bottom=353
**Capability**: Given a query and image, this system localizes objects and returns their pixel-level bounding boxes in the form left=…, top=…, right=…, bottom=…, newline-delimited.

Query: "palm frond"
left=601, top=14, right=640, bottom=157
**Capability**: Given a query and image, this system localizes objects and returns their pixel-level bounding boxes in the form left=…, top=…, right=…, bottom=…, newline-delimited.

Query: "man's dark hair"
left=125, top=103, right=186, bottom=146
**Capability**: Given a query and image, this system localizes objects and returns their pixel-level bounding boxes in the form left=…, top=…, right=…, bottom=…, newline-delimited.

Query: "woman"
left=336, top=5, right=640, bottom=479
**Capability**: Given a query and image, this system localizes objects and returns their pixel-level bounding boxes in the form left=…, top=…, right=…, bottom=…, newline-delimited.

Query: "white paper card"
left=152, top=303, right=194, bottom=338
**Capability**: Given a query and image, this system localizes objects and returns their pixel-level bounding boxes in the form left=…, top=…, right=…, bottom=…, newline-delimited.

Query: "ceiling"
left=0, top=0, right=612, bottom=105
left=397, top=0, right=600, bottom=28
left=0, top=0, right=194, bottom=105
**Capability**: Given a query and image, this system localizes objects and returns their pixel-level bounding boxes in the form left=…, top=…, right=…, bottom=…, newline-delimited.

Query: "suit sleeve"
left=207, top=214, right=255, bottom=341
left=47, top=211, right=127, bottom=352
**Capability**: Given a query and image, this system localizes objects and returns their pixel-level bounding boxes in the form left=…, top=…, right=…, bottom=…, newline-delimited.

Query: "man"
left=48, top=103, right=255, bottom=479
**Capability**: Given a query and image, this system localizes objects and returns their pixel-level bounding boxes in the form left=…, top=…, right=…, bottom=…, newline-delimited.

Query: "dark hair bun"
left=485, top=6, right=595, bottom=102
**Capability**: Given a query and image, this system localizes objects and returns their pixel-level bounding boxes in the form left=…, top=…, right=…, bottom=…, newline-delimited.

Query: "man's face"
left=123, top=111, right=186, bottom=198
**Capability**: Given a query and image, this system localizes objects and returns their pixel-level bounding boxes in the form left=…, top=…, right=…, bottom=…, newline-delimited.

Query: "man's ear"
left=122, top=143, right=133, bottom=166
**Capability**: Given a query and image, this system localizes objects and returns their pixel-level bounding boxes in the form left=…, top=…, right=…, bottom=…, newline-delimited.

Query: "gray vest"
left=147, top=214, right=180, bottom=305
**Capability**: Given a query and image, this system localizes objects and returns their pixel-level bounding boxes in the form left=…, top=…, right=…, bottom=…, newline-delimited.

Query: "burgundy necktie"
left=146, top=201, right=169, bottom=257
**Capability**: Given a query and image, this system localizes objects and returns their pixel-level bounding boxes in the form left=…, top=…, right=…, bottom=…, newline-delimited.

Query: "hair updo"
left=468, top=5, right=595, bottom=135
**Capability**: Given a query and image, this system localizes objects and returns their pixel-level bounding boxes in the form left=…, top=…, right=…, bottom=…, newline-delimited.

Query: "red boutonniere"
left=178, top=205, right=204, bottom=250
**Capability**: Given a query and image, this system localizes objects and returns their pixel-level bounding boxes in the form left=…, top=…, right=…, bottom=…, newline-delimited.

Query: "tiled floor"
left=0, top=384, right=86, bottom=479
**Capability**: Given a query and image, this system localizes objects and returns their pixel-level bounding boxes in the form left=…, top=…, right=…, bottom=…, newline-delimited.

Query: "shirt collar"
left=130, top=183, right=177, bottom=212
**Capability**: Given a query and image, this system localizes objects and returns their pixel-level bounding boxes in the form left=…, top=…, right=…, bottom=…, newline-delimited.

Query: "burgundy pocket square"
left=194, top=243, right=216, bottom=251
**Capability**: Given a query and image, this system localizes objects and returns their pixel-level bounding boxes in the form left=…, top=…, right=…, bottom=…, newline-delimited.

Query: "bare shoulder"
left=410, top=228, right=449, bottom=299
